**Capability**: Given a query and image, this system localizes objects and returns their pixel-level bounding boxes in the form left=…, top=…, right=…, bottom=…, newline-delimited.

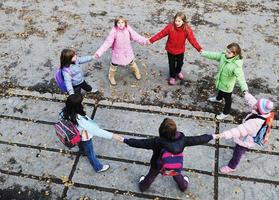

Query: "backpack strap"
left=245, top=113, right=266, bottom=121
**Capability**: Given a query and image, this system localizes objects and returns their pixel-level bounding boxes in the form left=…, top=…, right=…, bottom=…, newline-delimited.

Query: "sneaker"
left=219, top=165, right=236, bottom=174
left=91, top=88, right=98, bottom=93
left=183, top=175, right=189, bottom=183
left=97, top=164, right=110, bottom=173
left=168, top=78, right=176, bottom=85
left=216, top=113, right=228, bottom=120
left=138, top=175, right=145, bottom=183
left=208, top=96, right=222, bottom=103
left=177, top=72, right=184, bottom=80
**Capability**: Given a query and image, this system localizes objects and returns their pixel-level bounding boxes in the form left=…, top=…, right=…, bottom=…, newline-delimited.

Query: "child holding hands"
left=60, top=49, right=97, bottom=95
left=123, top=118, right=215, bottom=192
left=149, top=12, right=202, bottom=85
left=94, top=16, right=149, bottom=85
left=201, top=43, right=248, bottom=120
left=217, top=92, right=274, bottom=173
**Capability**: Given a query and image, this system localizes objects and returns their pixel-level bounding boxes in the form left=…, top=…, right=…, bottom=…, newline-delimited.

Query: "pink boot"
left=220, top=166, right=237, bottom=174
left=177, top=72, right=184, bottom=80
left=168, top=78, right=176, bottom=85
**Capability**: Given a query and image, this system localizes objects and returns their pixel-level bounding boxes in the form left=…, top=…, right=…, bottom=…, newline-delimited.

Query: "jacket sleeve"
left=186, top=26, right=202, bottom=52
left=124, top=138, right=156, bottom=149
left=234, top=65, right=248, bottom=92
left=95, top=28, right=115, bottom=57
left=201, top=51, right=223, bottom=62
left=220, top=118, right=263, bottom=140
left=149, top=24, right=170, bottom=43
left=183, top=134, right=213, bottom=146
left=244, top=92, right=257, bottom=109
left=128, top=26, right=148, bottom=45
left=62, top=69, right=74, bottom=95
left=77, top=56, right=93, bottom=64
left=77, top=117, right=113, bottom=139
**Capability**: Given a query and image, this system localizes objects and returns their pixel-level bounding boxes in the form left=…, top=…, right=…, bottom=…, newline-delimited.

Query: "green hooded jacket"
left=201, top=51, right=248, bottom=93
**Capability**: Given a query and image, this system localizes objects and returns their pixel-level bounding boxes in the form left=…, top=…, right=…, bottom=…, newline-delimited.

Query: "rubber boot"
left=129, top=62, right=141, bottom=80
left=108, top=64, right=117, bottom=85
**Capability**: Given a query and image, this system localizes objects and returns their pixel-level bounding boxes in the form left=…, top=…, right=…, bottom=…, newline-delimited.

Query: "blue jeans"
left=82, top=139, right=103, bottom=172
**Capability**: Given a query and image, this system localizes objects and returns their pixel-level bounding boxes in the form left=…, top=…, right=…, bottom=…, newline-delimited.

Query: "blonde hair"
left=114, top=16, right=128, bottom=27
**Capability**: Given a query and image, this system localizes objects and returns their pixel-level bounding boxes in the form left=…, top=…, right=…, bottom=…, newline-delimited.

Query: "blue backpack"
left=54, top=67, right=71, bottom=93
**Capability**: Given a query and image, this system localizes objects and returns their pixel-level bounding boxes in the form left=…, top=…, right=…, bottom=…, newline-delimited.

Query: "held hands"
left=112, top=134, right=124, bottom=143
left=93, top=53, right=100, bottom=60
left=146, top=39, right=151, bottom=46
left=213, top=134, right=222, bottom=140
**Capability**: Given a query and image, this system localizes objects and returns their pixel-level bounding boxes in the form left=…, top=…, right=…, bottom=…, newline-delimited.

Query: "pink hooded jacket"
left=95, top=25, right=148, bottom=66
left=220, top=92, right=271, bottom=148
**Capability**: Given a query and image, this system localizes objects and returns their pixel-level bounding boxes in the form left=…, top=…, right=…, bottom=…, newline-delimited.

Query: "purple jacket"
left=220, top=92, right=270, bottom=148
left=95, top=25, right=148, bottom=66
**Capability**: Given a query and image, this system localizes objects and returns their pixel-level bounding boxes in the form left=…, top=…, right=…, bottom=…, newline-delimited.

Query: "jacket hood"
left=159, top=132, right=185, bottom=154
left=224, top=54, right=243, bottom=67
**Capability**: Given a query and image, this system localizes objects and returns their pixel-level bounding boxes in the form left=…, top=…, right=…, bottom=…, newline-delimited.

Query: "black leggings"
left=216, top=90, right=232, bottom=115
left=73, top=80, right=92, bottom=94
left=167, top=52, right=184, bottom=78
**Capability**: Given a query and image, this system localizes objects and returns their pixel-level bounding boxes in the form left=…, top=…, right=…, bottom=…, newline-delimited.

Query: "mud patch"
left=0, top=184, right=53, bottom=200
left=191, top=13, right=219, bottom=27
left=28, top=80, right=59, bottom=94
left=89, top=11, right=107, bottom=17
left=247, top=78, right=273, bottom=94
left=265, top=36, right=279, bottom=46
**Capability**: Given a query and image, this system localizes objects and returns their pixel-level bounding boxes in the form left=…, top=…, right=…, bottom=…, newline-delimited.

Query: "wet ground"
left=0, top=0, right=279, bottom=199
left=0, top=0, right=278, bottom=117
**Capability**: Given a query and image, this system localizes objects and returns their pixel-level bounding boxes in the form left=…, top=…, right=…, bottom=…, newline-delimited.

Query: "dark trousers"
left=73, top=80, right=92, bottom=94
left=167, top=52, right=184, bottom=78
left=228, top=144, right=248, bottom=169
left=139, top=167, right=188, bottom=192
left=216, top=90, right=232, bottom=115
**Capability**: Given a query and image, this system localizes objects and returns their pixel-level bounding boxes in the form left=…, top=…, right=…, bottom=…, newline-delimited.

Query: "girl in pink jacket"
left=94, top=16, right=149, bottom=85
left=218, top=92, right=274, bottom=173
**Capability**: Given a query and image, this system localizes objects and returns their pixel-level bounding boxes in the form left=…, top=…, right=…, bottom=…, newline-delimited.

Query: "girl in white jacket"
left=218, top=92, right=274, bottom=173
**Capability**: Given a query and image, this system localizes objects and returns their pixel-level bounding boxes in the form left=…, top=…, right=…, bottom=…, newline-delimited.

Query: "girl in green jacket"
left=201, top=43, right=248, bottom=120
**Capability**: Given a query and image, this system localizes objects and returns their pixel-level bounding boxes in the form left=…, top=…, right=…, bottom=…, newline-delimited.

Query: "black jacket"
left=124, top=132, right=213, bottom=169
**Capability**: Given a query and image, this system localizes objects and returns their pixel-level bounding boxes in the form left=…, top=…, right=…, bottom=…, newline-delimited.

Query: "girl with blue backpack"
left=57, top=49, right=98, bottom=95
left=123, top=118, right=215, bottom=192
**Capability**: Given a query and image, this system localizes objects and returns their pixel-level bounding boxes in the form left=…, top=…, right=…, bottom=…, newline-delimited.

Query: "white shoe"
left=91, top=88, right=98, bottom=93
left=97, top=164, right=110, bottom=173
left=216, top=113, right=228, bottom=120
left=208, top=96, right=222, bottom=103
left=138, top=175, right=145, bottom=183
left=184, top=175, right=189, bottom=183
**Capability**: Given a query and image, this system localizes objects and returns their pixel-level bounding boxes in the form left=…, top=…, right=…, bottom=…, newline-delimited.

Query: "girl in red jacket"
left=149, top=12, right=202, bottom=85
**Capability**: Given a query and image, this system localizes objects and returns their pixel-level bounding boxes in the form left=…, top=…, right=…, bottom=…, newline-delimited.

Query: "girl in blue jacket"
left=61, top=93, right=123, bottom=172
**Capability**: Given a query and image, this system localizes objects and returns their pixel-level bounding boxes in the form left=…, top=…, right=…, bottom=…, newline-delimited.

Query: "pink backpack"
left=160, top=149, right=184, bottom=176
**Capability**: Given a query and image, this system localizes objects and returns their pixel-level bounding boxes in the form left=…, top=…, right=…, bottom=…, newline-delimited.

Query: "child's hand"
left=112, top=134, right=124, bottom=143
left=93, top=53, right=100, bottom=60
left=199, top=49, right=204, bottom=54
left=213, top=134, right=222, bottom=139
left=147, top=39, right=151, bottom=45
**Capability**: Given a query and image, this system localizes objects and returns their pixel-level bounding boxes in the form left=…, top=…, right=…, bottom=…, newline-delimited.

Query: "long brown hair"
left=227, top=43, right=242, bottom=59
left=60, top=49, right=75, bottom=69
left=173, top=12, right=187, bottom=31
left=114, top=16, right=128, bottom=27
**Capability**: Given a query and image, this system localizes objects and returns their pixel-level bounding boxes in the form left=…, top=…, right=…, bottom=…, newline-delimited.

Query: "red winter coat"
left=149, top=23, right=202, bottom=55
